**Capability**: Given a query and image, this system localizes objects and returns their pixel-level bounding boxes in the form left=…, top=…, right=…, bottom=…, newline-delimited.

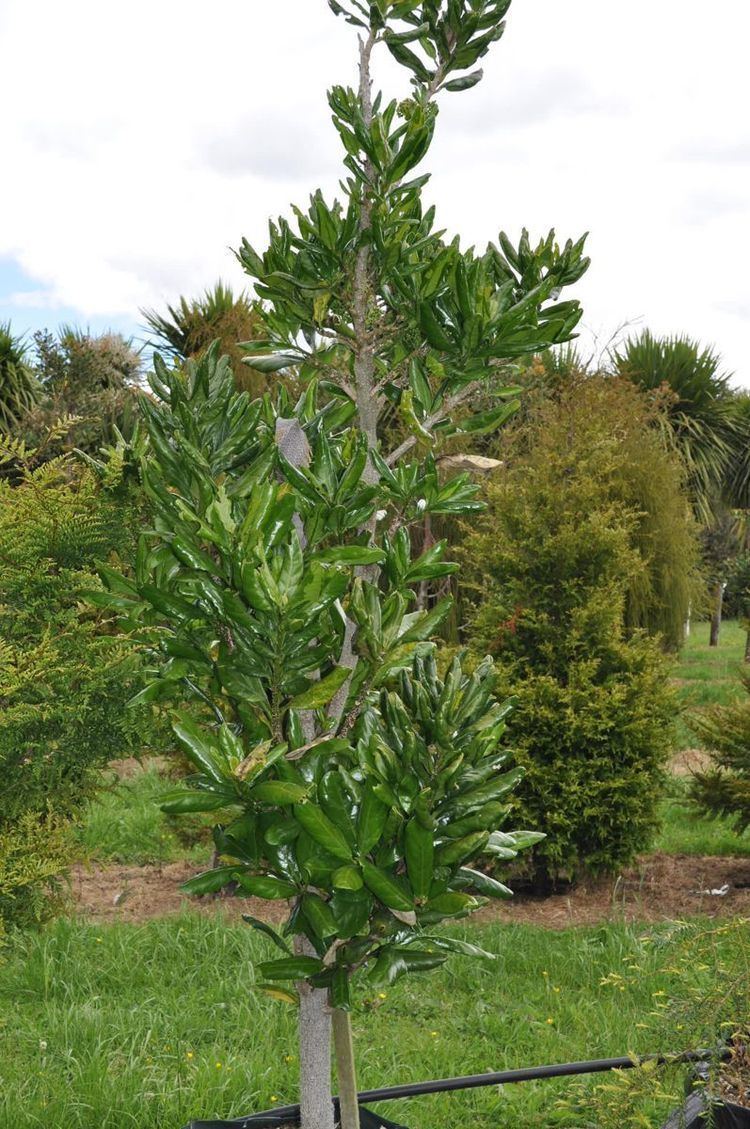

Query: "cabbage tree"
left=96, top=3, right=588, bottom=1127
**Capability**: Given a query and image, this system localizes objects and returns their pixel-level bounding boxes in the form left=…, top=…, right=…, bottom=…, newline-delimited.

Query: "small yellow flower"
left=216, top=1062, right=223, bottom=1069
left=378, top=992, right=387, bottom=999
left=271, top=1096, right=278, bottom=1103
left=95, top=938, right=103, bottom=944
left=186, top=1052, right=194, bottom=1060
left=546, top=1017, right=554, bottom=1025
left=553, top=987, right=560, bottom=993
left=284, top=1055, right=294, bottom=1063
left=430, top=1030, right=438, bottom=1037
left=542, top=971, right=549, bottom=978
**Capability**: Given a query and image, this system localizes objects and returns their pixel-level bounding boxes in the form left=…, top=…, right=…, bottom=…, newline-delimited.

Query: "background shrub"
left=0, top=452, right=150, bottom=929
left=458, top=377, right=682, bottom=887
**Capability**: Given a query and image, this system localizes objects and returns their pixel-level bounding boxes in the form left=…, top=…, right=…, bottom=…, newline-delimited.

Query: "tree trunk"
left=332, top=1008, right=360, bottom=1129
left=295, top=937, right=335, bottom=1129
left=709, top=581, right=725, bottom=648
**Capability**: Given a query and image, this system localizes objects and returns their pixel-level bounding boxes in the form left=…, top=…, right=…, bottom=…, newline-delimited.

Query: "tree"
left=614, top=331, right=750, bottom=646
left=97, top=4, right=588, bottom=1127
left=613, top=331, right=741, bottom=518
left=23, top=326, right=142, bottom=456
left=457, top=377, right=679, bottom=886
left=142, top=281, right=270, bottom=396
left=0, top=323, right=40, bottom=433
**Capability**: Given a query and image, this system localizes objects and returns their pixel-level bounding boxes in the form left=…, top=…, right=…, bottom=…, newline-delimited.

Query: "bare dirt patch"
left=70, top=853, right=750, bottom=929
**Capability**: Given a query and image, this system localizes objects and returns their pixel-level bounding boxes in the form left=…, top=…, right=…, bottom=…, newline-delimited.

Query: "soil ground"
left=71, top=852, right=750, bottom=929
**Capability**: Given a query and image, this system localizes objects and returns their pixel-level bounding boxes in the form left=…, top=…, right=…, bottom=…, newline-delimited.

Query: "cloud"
left=1, top=0, right=749, bottom=385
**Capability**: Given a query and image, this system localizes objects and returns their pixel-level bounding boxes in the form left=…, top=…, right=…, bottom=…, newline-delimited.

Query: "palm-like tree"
left=141, top=282, right=268, bottom=395
left=613, top=331, right=742, bottom=520
left=615, top=331, right=750, bottom=645
left=0, top=323, right=40, bottom=432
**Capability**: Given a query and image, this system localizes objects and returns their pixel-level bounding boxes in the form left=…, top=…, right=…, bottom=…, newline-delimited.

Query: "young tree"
left=98, top=3, right=588, bottom=1127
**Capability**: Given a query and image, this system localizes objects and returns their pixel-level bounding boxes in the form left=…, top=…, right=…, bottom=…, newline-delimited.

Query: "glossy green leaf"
left=361, top=862, right=413, bottom=912
left=357, top=789, right=389, bottom=854
left=242, top=915, right=292, bottom=955
left=404, top=817, right=434, bottom=899
left=293, top=803, right=353, bottom=861
left=180, top=866, right=245, bottom=896
left=235, top=874, right=299, bottom=899
left=171, top=714, right=227, bottom=783
left=257, top=955, right=323, bottom=981
left=458, top=866, right=513, bottom=899
left=160, top=790, right=233, bottom=814
left=290, top=666, right=351, bottom=710
left=251, top=781, right=309, bottom=805
left=332, top=865, right=364, bottom=891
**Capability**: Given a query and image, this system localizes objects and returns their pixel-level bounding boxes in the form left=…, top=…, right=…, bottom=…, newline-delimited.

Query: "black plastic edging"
left=190, top=1047, right=730, bottom=1128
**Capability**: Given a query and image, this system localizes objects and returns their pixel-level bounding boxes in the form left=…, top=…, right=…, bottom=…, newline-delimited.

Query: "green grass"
left=1, top=914, right=748, bottom=1129
left=74, top=764, right=211, bottom=867
left=655, top=776, right=750, bottom=857
left=672, top=619, right=747, bottom=749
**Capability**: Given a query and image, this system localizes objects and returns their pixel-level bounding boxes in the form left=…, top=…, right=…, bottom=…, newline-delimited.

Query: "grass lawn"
left=654, top=776, right=750, bottom=858
left=672, top=618, right=747, bottom=749
left=1, top=914, right=748, bottom=1129
left=74, top=765, right=211, bottom=867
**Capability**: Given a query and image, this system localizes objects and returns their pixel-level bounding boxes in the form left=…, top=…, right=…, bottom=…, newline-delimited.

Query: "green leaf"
left=505, top=830, right=546, bottom=851
left=255, top=983, right=299, bottom=1005
left=422, top=935, right=496, bottom=960
left=257, top=955, right=323, bottom=981
left=290, top=666, right=351, bottom=710
left=332, top=865, right=364, bottom=891
left=361, top=861, right=413, bottom=912
left=293, top=803, right=353, bottom=861
left=242, top=915, right=292, bottom=955
left=458, top=866, right=513, bottom=899
left=301, top=893, right=338, bottom=940
left=315, top=545, right=386, bottom=565
left=160, top=790, right=233, bottom=814
left=424, top=891, right=477, bottom=915
left=404, top=817, right=434, bottom=899
left=398, top=597, right=452, bottom=644
left=251, top=781, right=310, bottom=805
left=357, top=789, right=389, bottom=853
left=180, top=866, right=245, bottom=896
left=235, top=874, right=299, bottom=899
left=368, top=947, right=409, bottom=987
left=442, top=68, right=484, bottom=92
left=435, top=830, right=489, bottom=866
left=171, top=714, right=227, bottom=783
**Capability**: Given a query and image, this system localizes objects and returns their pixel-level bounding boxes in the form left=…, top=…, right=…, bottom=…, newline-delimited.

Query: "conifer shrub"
left=0, top=451, right=148, bottom=929
left=690, top=677, right=750, bottom=834
left=458, top=378, right=680, bottom=886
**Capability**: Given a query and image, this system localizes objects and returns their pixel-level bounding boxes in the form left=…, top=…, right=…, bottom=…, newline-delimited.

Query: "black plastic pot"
left=187, top=1109, right=408, bottom=1129
left=661, top=1090, right=750, bottom=1128
left=660, top=1056, right=750, bottom=1129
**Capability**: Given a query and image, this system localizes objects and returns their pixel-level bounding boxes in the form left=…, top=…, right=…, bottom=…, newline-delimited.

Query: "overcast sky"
left=1, top=0, right=749, bottom=385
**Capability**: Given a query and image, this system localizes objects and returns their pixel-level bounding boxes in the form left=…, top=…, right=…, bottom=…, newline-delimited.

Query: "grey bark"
left=709, top=580, right=726, bottom=648
left=295, top=936, right=335, bottom=1129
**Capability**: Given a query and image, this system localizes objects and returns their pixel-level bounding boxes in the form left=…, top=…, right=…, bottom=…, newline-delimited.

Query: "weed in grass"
left=1, top=915, right=748, bottom=1129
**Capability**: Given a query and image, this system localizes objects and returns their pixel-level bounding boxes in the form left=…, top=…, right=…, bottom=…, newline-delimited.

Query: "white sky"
left=1, top=0, right=749, bottom=384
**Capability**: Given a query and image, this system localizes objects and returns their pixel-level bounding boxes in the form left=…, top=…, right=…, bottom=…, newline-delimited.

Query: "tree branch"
left=384, top=382, right=480, bottom=466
